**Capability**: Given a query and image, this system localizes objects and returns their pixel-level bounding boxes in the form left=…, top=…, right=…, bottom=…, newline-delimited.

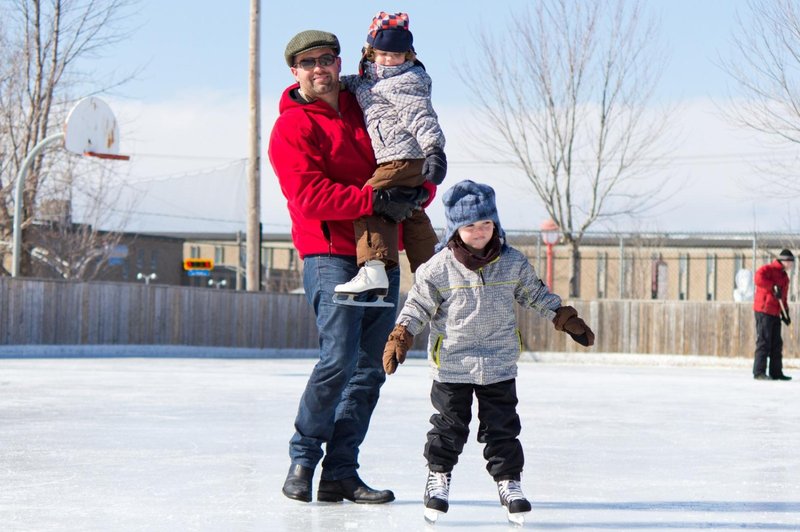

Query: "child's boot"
left=423, top=469, right=451, bottom=524
left=333, top=260, right=392, bottom=308
left=334, top=260, right=389, bottom=295
left=497, top=478, right=531, bottom=526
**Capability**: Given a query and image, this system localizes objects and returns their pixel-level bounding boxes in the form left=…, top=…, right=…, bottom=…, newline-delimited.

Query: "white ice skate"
left=333, top=260, right=393, bottom=308
left=423, top=470, right=451, bottom=524
left=497, top=479, right=531, bottom=527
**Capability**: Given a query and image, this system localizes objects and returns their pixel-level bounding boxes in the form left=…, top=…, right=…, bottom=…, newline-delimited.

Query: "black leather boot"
left=282, top=464, right=314, bottom=502
left=317, top=475, right=395, bottom=504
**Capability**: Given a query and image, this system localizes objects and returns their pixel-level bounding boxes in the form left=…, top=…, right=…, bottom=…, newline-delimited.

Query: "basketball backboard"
left=64, top=97, right=129, bottom=160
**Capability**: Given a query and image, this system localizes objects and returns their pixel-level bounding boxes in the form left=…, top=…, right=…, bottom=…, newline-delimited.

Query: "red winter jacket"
left=268, top=85, right=377, bottom=258
left=753, top=260, right=790, bottom=316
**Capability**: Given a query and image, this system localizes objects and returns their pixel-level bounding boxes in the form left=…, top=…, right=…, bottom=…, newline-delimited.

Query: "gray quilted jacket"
left=341, top=61, right=445, bottom=164
left=397, top=245, right=562, bottom=385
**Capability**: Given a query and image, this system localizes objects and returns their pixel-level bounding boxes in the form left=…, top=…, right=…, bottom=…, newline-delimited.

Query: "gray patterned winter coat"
left=341, top=61, right=445, bottom=164
left=397, top=245, right=562, bottom=385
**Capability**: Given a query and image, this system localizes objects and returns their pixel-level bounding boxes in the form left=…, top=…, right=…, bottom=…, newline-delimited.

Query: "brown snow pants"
left=355, top=159, right=438, bottom=272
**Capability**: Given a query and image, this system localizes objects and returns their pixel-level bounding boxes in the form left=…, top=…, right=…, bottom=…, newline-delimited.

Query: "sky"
left=65, top=0, right=800, bottom=235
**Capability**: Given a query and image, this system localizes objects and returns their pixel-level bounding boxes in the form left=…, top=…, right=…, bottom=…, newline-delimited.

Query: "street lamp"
left=540, top=219, right=560, bottom=290
left=136, top=272, right=157, bottom=285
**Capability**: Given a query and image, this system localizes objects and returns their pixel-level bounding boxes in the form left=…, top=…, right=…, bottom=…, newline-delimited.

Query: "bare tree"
left=462, top=0, right=672, bottom=296
left=29, top=155, right=133, bottom=279
left=0, top=0, right=136, bottom=277
left=721, top=0, right=800, bottom=194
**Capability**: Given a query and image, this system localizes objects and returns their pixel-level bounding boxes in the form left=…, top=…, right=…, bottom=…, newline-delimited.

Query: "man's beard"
left=305, top=77, right=336, bottom=99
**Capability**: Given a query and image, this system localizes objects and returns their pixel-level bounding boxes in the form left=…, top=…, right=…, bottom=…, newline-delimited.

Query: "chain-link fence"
left=507, top=231, right=800, bottom=302
left=193, top=230, right=800, bottom=302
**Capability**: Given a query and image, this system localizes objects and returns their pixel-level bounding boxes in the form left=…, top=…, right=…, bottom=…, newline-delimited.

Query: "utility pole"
left=246, top=0, right=262, bottom=291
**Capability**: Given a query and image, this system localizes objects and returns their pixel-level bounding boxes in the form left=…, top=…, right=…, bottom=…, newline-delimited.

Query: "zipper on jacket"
left=478, top=268, right=486, bottom=285
left=376, top=120, right=385, bottom=145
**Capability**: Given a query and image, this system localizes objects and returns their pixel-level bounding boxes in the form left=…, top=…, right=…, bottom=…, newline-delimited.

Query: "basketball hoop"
left=11, top=96, right=130, bottom=277
left=84, top=151, right=131, bottom=161
left=64, top=97, right=130, bottom=159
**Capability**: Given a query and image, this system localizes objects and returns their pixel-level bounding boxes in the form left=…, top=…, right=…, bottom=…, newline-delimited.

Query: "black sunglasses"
left=294, top=53, right=337, bottom=71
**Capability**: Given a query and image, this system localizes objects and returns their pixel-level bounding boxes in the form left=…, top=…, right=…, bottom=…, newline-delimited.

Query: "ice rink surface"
left=1, top=356, right=798, bottom=531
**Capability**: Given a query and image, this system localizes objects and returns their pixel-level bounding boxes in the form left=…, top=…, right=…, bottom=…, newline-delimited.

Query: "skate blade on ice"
left=331, top=293, right=394, bottom=308
left=424, top=507, right=444, bottom=524
left=507, top=509, right=529, bottom=527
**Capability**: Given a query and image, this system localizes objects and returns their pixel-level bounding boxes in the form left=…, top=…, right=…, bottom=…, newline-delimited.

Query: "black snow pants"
left=424, top=378, right=524, bottom=481
left=754, top=311, right=784, bottom=377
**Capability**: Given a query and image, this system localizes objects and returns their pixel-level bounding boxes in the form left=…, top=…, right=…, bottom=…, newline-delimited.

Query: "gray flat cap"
left=284, top=30, right=340, bottom=67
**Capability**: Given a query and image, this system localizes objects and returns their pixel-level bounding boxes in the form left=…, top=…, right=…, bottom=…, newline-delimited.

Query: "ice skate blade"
left=424, top=507, right=443, bottom=524
left=331, top=294, right=394, bottom=308
left=506, top=510, right=528, bottom=527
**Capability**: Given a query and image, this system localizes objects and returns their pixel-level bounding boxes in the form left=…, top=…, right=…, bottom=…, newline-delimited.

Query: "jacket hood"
left=277, top=84, right=347, bottom=116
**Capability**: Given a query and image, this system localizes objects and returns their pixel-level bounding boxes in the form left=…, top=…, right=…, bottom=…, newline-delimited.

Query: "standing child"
left=335, top=11, right=446, bottom=305
left=382, top=180, right=595, bottom=525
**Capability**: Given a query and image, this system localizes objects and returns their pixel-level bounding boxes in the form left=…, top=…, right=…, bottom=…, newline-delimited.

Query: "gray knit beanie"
left=437, top=180, right=506, bottom=251
left=284, top=30, right=340, bottom=67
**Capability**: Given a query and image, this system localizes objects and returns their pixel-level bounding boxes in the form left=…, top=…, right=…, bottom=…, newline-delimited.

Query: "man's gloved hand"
left=553, top=306, right=595, bottom=347
left=773, top=285, right=782, bottom=298
left=781, top=312, right=792, bottom=326
left=422, top=149, right=447, bottom=185
left=383, top=324, right=414, bottom=375
left=372, top=186, right=430, bottom=223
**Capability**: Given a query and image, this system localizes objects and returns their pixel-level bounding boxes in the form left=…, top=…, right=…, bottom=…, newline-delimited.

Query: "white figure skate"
left=333, top=260, right=393, bottom=308
left=423, top=470, right=451, bottom=524
left=497, top=479, right=531, bottom=527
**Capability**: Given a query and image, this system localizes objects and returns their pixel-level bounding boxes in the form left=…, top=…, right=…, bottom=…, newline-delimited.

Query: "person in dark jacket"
left=268, top=29, right=430, bottom=505
left=752, top=249, right=794, bottom=380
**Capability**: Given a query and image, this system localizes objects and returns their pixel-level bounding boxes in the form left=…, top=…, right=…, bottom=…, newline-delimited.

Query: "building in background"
left=13, top=226, right=799, bottom=302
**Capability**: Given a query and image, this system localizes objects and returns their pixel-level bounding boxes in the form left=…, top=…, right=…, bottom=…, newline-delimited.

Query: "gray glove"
left=372, top=186, right=430, bottom=223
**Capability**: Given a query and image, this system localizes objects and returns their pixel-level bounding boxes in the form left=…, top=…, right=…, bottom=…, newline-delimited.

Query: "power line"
left=449, top=150, right=800, bottom=168
left=129, top=152, right=246, bottom=162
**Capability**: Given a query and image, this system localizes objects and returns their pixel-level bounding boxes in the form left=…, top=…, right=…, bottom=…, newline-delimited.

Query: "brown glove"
left=553, top=306, right=595, bottom=347
left=383, top=324, right=414, bottom=374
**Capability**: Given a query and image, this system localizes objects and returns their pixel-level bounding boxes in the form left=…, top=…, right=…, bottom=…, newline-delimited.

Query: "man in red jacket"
left=753, top=249, right=794, bottom=381
left=268, top=29, right=430, bottom=505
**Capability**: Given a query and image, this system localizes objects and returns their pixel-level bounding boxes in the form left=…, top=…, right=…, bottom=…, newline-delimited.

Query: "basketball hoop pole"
left=11, top=132, right=65, bottom=277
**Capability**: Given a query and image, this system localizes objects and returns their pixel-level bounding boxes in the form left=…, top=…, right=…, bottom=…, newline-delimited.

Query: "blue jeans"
left=289, top=254, right=399, bottom=480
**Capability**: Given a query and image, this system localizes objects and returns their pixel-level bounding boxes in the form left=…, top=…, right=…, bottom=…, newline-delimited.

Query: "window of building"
left=190, top=245, right=201, bottom=259
left=622, top=255, right=634, bottom=299
left=706, top=254, right=717, bottom=301
left=214, top=246, right=225, bottom=265
left=596, top=252, right=607, bottom=299
left=651, top=254, right=668, bottom=299
left=150, top=249, right=159, bottom=271
left=136, top=249, right=144, bottom=270
left=678, top=254, right=689, bottom=300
